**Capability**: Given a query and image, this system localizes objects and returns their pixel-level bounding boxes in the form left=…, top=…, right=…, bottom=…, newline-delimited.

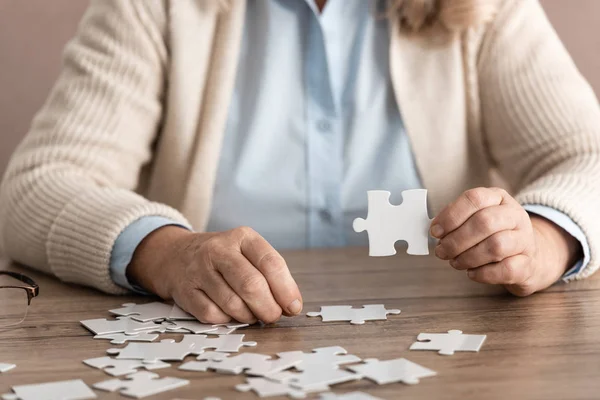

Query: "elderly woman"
left=1, top=0, right=599, bottom=325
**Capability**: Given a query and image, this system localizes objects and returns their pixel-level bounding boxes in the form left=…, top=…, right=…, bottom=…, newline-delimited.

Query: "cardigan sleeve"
left=478, top=0, right=600, bottom=281
left=0, top=0, right=190, bottom=294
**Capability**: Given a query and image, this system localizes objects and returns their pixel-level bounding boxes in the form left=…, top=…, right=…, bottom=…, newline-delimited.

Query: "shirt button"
left=316, top=119, right=331, bottom=132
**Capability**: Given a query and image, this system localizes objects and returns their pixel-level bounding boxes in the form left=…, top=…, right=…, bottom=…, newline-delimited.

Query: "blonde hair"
left=387, top=0, right=500, bottom=37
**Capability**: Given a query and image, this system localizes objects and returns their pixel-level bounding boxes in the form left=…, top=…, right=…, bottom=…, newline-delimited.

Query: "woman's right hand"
left=126, top=225, right=303, bottom=324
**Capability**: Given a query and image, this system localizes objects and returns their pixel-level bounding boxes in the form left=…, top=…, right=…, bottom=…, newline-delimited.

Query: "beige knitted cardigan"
left=1, top=0, right=600, bottom=294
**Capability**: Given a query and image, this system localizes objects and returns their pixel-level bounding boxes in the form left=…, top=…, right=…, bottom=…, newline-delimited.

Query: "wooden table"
left=1, top=248, right=600, bottom=400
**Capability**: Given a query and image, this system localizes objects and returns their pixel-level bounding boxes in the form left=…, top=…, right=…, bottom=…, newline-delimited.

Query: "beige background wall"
left=1, top=1, right=599, bottom=177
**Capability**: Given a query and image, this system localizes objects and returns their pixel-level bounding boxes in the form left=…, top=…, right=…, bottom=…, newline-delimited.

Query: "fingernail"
left=467, top=270, right=476, bottom=279
left=288, top=299, right=302, bottom=315
left=431, top=224, right=444, bottom=238
left=435, top=245, right=447, bottom=259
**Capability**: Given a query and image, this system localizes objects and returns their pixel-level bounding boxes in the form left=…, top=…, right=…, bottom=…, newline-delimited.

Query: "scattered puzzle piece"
left=319, top=392, right=384, bottom=400
left=110, top=302, right=175, bottom=322
left=275, top=347, right=361, bottom=371
left=93, top=371, right=189, bottom=398
left=307, top=305, right=400, bottom=325
left=7, top=379, right=96, bottom=400
left=353, top=189, right=431, bottom=256
left=80, top=316, right=161, bottom=335
left=94, top=330, right=161, bottom=344
left=409, top=329, right=487, bottom=355
left=0, top=363, right=15, bottom=373
left=162, top=320, right=219, bottom=334
left=179, top=352, right=301, bottom=376
left=108, top=334, right=257, bottom=363
left=270, top=368, right=361, bottom=391
left=236, top=377, right=319, bottom=399
left=107, top=339, right=195, bottom=363
left=83, top=356, right=171, bottom=376
left=167, top=304, right=196, bottom=320
left=346, top=358, right=436, bottom=385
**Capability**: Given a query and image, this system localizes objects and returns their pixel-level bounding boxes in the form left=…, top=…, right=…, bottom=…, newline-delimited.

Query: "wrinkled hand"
left=430, top=187, right=581, bottom=296
left=127, top=226, right=303, bottom=324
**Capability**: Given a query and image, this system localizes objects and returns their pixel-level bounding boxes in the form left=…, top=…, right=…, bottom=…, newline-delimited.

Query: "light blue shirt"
left=110, top=0, right=589, bottom=291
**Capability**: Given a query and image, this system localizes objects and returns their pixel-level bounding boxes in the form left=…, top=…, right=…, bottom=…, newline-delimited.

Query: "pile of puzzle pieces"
left=1, top=300, right=486, bottom=399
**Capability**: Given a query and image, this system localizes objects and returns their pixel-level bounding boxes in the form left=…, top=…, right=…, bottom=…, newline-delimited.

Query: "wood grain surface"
left=1, top=247, right=600, bottom=400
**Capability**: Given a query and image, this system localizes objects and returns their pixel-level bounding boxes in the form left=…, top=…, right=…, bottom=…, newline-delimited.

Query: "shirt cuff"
left=523, top=205, right=590, bottom=281
left=109, top=216, right=189, bottom=293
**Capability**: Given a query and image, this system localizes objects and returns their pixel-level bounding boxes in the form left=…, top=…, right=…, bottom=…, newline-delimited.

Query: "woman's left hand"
left=430, top=187, right=582, bottom=296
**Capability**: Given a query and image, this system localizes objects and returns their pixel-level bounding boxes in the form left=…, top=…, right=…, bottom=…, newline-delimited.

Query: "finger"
left=173, top=287, right=231, bottom=324
left=431, top=187, right=510, bottom=239
left=450, top=230, right=525, bottom=270
left=199, top=269, right=257, bottom=324
left=466, top=254, right=531, bottom=285
left=217, top=251, right=283, bottom=324
left=435, top=205, right=519, bottom=260
left=239, top=228, right=303, bottom=317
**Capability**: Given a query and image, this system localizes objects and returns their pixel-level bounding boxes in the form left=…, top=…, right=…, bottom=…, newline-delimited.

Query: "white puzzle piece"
left=94, top=331, right=160, bottom=344
left=110, top=302, right=175, bottom=322
left=211, top=322, right=249, bottom=335
left=346, top=358, right=436, bottom=385
left=93, top=371, right=189, bottom=398
left=1, top=394, right=18, bottom=400
left=307, top=305, right=400, bottom=325
left=319, top=392, right=384, bottom=400
left=10, top=379, right=97, bottom=400
left=270, top=368, right=361, bottom=391
left=167, top=304, right=196, bottom=320
left=275, top=347, right=360, bottom=371
left=179, top=352, right=301, bottom=376
left=0, top=363, right=15, bottom=373
left=235, top=377, right=315, bottom=399
left=162, top=320, right=219, bottom=334
left=409, top=329, right=487, bottom=355
left=83, top=356, right=171, bottom=376
left=107, top=339, right=196, bottom=363
left=353, top=190, right=431, bottom=256
left=80, top=316, right=160, bottom=335
left=108, top=334, right=257, bottom=363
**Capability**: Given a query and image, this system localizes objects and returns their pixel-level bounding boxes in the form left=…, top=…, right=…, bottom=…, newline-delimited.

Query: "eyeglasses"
left=0, top=271, right=39, bottom=327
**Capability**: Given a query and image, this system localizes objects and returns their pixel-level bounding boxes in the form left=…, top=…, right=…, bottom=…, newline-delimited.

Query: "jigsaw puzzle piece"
left=163, top=321, right=248, bottom=335
left=409, top=329, right=487, bottom=355
left=162, top=320, right=219, bottom=334
left=307, top=305, right=400, bottom=325
left=83, top=356, right=171, bottom=376
left=167, top=304, right=196, bottom=320
left=236, top=377, right=316, bottom=399
left=93, top=371, right=189, bottom=398
left=0, top=363, right=15, bottom=373
left=319, top=392, right=384, bottom=400
left=94, top=330, right=160, bottom=344
left=107, top=339, right=196, bottom=363
left=107, top=334, right=256, bottom=363
left=109, top=302, right=174, bottom=322
left=275, top=346, right=360, bottom=371
left=180, top=352, right=300, bottom=376
left=80, top=316, right=160, bottom=335
left=183, top=334, right=257, bottom=353
left=347, top=358, right=436, bottom=385
left=271, top=368, right=361, bottom=391
left=9, top=379, right=96, bottom=400
left=353, top=190, right=431, bottom=256
left=178, top=352, right=228, bottom=373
